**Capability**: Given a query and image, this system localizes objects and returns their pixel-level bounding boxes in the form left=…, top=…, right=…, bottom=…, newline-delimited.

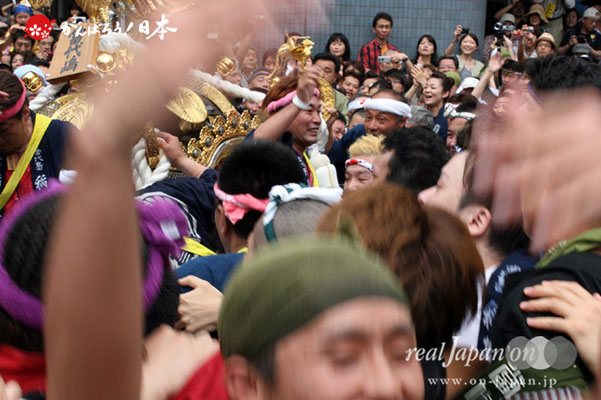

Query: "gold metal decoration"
left=37, top=99, right=62, bottom=118
left=318, top=77, right=334, bottom=121
left=199, top=84, right=236, bottom=116
left=216, top=57, right=236, bottom=78
left=27, top=0, right=51, bottom=11
left=95, top=52, right=117, bottom=74
left=143, top=122, right=161, bottom=170
left=50, top=93, right=93, bottom=129
left=167, top=87, right=207, bottom=125
left=113, top=0, right=195, bottom=21
left=185, top=110, right=259, bottom=169
left=266, top=35, right=314, bottom=85
left=21, top=71, right=45, bottom=93
left=265, top=35, right=334, bottom=121
left=75, top=0, right=113, bottom=24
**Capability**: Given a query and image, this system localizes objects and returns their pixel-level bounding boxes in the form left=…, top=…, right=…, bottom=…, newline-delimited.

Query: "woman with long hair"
left=413, top=34, right=439, bottom=67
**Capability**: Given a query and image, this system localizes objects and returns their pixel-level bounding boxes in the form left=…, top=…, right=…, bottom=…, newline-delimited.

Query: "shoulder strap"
left=303, top=152, right=319, bottom=187
left=181, top=236, right=217, bottom=257
left=0, top=114, right=52, bottom=210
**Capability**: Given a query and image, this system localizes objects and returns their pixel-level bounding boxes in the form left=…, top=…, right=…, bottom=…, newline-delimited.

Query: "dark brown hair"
left=316, top=183, right=484, bottom=348
left=260, top=75, right=298, bottom=113
left=0, top=70, right=27, bottom=119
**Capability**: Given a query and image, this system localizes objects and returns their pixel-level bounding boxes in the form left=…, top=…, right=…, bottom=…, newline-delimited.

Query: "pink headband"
left=345, top=158, right=375, bottom=172
left=214, top=183, right=269, bottom=224
left=265, top=88, right=320, bottom=114
left=0, top=80, right=27, bottom=124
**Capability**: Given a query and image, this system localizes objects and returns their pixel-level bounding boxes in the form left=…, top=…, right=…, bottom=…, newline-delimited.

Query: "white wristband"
left=292, top=93, right=311, bottom=110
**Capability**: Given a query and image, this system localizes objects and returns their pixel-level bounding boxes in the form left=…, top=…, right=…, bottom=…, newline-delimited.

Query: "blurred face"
left=492, top=95, right=511, bottom=118
left=315, top=59, right=337, bottom=86
left=242, top=100, right=261, bottom=115
left=418, top=152, right=467, bottom=212
left=460, top=36, right=477, bottom=56
left=14, top=37, right=32, bottom=53
left=418, top=38, right=435, bottom=56
left=566, top=10, right=578, bottom=28
left=248, top=74, right=269, bottom=90
left=331, top=119, right=346, bottom=140
left=438, top=59, right=457, bottom=73
left=224, top=71, right=242, bottom=86
left=513, top=1, right=525, bottom=18
left=373, top=18, right=392, bottom=41
left=344, top=153, right=391, bottom=192
left=1, top=54, right=10, bottom=65
left=329, top=39, right=346, bottom=58
left=364, top=109, right=402, bottom=136
left=379, top=58, right=393, bottom=73
left=446, top=117, right=468, bottom=154
left=0, top=107, right=31, bottom=154
left=242, top=49, right=258, bottom=71
left=39, top=37, right=54, bottom=59
left=267, top=297, right=424, bottom=400
left=348, top=112, right=365, bottom=130
left=340, top=75, right=360, bottom=99
left=423, top=77, right=448, bottom=110
left=11, top=54, right=23, bottom=70
left=501, top=69, right=521, bottom=88
left=15, top=12, right=29, bottom=26
left=386, top=76, right=404, bottom=93
left=529, top=13, right=541, bottom=26
left=583, top=17, right=597, bottom=32
left=264, top=55, right=276, bottom=72
left=536, top=39, right=554, bottom=57
left=289, top=96, right=322, bottom=150
left=361, top=77, right=378, bottom=95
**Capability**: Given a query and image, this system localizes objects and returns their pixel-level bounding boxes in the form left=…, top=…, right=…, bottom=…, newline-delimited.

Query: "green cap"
left=218, top=236, right=409, bottom=361
left=445, top=71, right=462, bottom=87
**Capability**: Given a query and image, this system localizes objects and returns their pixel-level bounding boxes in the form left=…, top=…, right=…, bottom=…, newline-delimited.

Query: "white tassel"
left=190, top=69, right=265, bottom=104
left=131, top=137, right=171, bottom=191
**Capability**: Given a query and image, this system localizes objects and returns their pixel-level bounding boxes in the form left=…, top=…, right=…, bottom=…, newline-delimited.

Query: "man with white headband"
left=328, top=89, right=411, bottom=183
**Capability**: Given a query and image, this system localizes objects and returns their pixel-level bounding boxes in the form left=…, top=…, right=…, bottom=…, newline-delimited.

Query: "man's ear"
left=396, top=116, right=407, bottom=128
left=215, top=204, right=231, bottom=238
left=20, top=103, right=30, bottom=121
left=372, top=26, right=377, bottom=35
left=461, top=204, right=492, bottom=238
left=224, top=356, right=263, bottom=400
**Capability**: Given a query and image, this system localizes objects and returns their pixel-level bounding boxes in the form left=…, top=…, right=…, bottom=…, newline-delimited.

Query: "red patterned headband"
left=0, top=80, right=27, bottom=124
left=214, top=183, right=269, bottom=224
left=345, top=158, right=375, bottom=172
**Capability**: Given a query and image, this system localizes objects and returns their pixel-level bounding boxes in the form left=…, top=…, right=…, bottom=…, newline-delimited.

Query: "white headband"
left=363, top=98, right=412, bottom=118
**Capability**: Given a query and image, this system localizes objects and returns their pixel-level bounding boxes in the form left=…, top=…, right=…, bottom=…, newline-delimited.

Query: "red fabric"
left=4, top=164, right=34, bottom=217
left=170, top=352, right=229, bottom=400
left=0, top=344, right=46, bottom=394
left=358, top=38, right=399, bottom=73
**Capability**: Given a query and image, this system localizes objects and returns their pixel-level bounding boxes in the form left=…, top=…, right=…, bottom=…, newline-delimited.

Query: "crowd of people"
left=1, top=0, right=601, bottom=399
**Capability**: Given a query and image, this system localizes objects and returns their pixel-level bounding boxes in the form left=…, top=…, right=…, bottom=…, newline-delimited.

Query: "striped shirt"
left=358, top=38, right=399, bottom=73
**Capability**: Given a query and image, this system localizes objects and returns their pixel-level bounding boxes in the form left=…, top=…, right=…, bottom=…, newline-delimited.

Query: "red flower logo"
left=25, top=14, right=55, bottom=41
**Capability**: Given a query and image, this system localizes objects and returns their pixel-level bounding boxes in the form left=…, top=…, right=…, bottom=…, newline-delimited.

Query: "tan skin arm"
left=253, top=65, right=321, bottom=141
left=43, top=2, right=266, bottom=399
left=444, top=25, right=463, bottom=56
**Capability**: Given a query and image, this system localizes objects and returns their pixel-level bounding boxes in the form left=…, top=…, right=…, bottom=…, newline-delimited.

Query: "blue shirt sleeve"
left=176, top=253, right=245, bottom=292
